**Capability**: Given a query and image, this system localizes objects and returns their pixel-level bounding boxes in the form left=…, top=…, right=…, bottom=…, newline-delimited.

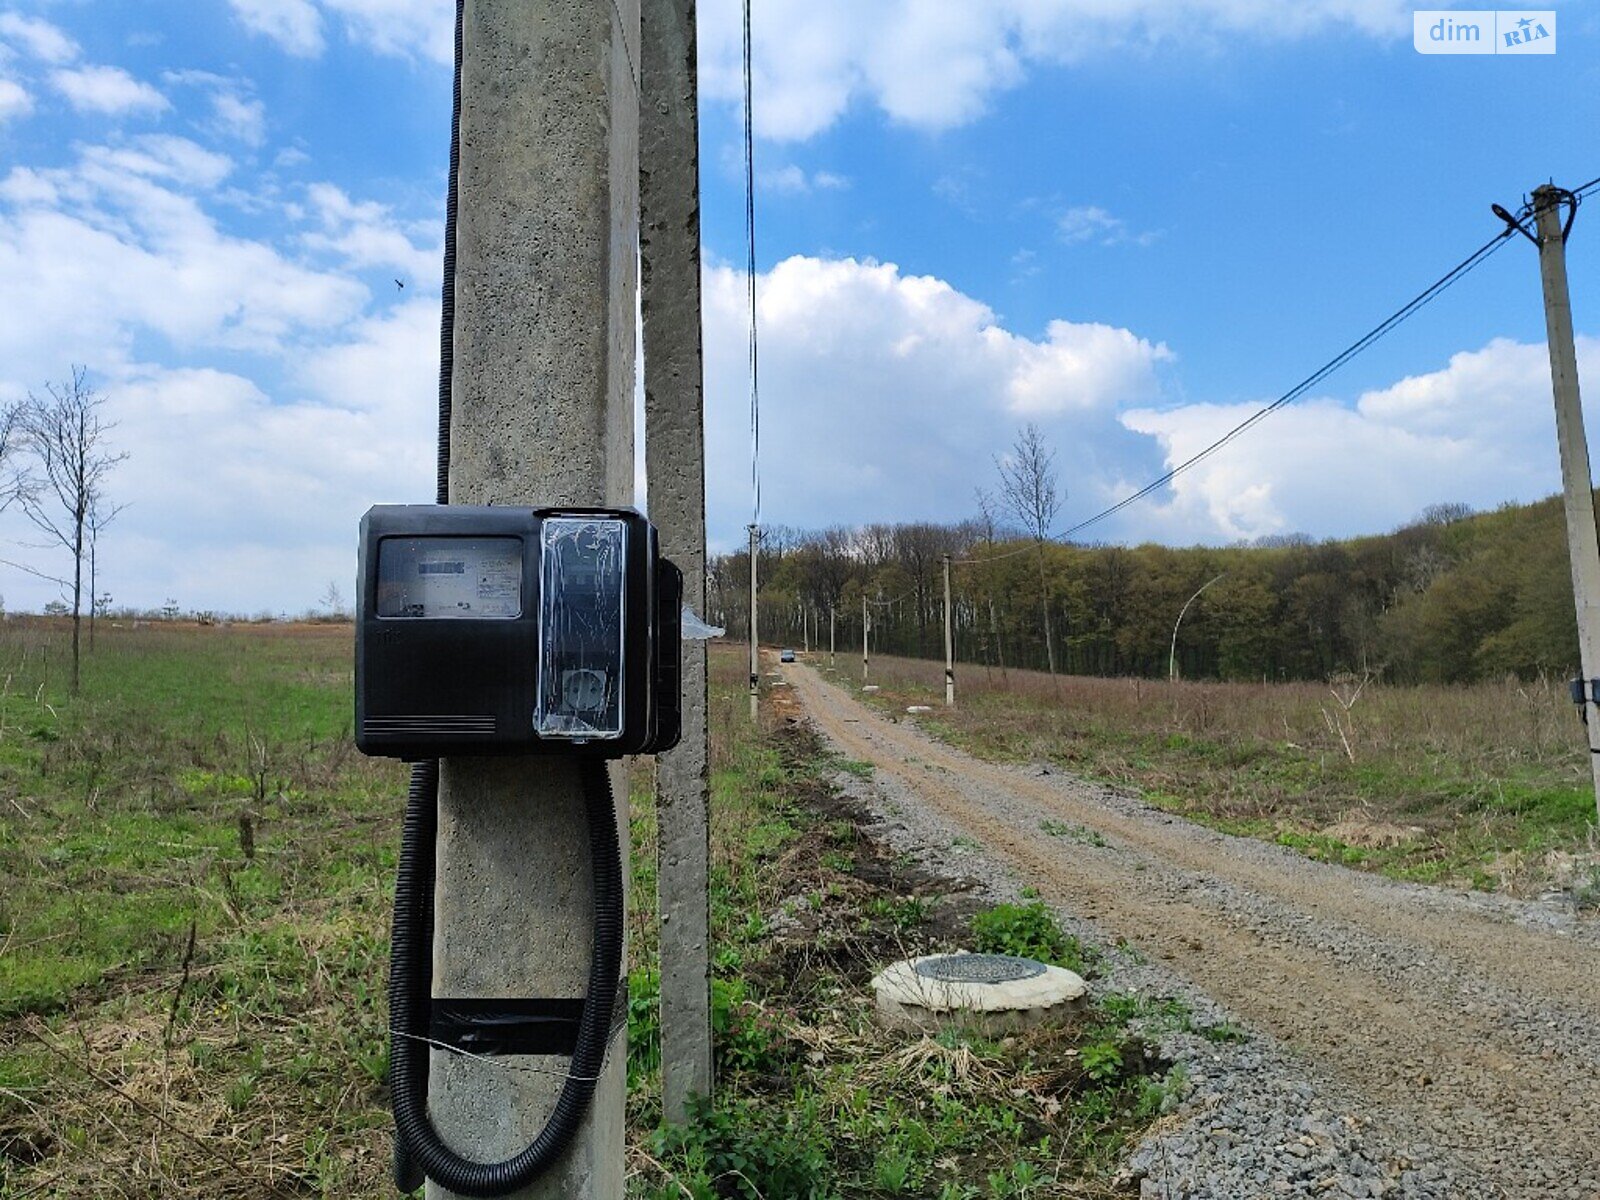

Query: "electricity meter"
left=355, top=505, right=681, bottom=758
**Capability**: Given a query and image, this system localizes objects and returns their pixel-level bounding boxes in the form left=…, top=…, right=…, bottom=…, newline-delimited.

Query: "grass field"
left=851, top=653, right=1600, bottom=899
left=0, top=624, right=1178, bottom=1198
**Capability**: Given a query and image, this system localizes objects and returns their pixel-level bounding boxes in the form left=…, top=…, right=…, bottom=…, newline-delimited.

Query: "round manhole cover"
left=913, top=954, right=1047, bottom=985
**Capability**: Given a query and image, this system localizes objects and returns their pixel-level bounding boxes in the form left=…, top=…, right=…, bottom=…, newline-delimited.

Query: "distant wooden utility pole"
left=829, top=605, right=835, bottom=666
left=1530, top=184, right=1600, bottom=819
left=942, top=553, right=955, bottom=706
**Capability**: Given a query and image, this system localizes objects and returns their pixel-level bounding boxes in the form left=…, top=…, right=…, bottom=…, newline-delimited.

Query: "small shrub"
left=1079, top=1039, right=1122, bottom=1082
left=970, top=901, right=1089, bottom=974
left=649, top=1095, right=832, bottom=1200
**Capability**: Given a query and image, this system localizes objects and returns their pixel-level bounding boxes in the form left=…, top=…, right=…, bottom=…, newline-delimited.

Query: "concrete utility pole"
left=748, top=523, right=759, bottom=721
left=942, top=554, right=955, bottom=707
left=1532, top=185, right=1600, bottom=819
left=862, top=593, right=869, bottom=681
left=830, top=605, right=835, bottom=667
left=640, top=0, right=712, bottom=1122
left=434, top=0, right=637, bottom=1196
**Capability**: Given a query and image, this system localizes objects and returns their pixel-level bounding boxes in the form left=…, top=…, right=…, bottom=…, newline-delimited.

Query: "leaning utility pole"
left=942, top=554, right=955, bottom=706
left=748, top=523, right=759, bottom=721
left=1531, top=184, right=1600, bottom=819
left=640, top=0, right=713, bottom=1123
left=431, top=1, right=637, bottom=1195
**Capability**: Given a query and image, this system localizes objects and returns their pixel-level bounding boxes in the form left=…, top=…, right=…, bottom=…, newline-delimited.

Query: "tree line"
left=710, top=495, right=1586, bottom=686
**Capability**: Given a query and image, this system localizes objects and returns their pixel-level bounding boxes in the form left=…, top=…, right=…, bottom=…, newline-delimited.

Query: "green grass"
left=0, top=620, right=403, bottom=1197
left=0, top=626, right=1175, bottom=1198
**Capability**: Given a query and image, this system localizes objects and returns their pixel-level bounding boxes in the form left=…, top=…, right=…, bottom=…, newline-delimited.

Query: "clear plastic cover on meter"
left=535, top=517, right=627, bottom=740
left=376, top=537, right=523, bottom=619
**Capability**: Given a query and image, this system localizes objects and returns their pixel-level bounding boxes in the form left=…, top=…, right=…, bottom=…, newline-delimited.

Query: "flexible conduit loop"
left=389, top=760, right=624, bottom=1196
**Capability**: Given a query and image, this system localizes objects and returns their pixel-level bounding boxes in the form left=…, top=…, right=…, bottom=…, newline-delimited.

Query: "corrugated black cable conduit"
left=389, top=760, right=624, bottom=1196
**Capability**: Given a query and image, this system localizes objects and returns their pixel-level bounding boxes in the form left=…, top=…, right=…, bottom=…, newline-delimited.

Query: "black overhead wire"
left=1055, top=224, right=1520, bottom=541
left=742, top=0, right=761, bottom=527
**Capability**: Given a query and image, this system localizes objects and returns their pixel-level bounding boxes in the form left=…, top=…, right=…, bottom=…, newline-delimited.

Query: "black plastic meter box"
left=355, top=504, right=680, bottom=759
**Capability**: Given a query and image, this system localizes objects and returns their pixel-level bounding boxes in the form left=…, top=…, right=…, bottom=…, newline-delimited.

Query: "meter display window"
left=535, top=517, right=627, bottom=740
left=376, top=537, right=523, bottom=619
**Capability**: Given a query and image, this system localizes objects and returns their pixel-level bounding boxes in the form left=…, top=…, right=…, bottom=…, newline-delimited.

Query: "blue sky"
left=0, top=1, right=1596, bottom=614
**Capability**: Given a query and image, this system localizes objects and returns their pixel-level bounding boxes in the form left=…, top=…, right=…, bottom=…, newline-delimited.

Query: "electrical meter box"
left=355, top=505, right=681, bottom=759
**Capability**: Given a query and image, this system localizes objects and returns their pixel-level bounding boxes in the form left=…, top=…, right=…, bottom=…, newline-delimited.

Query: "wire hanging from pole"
left=742, top=0, right=761, bottom=527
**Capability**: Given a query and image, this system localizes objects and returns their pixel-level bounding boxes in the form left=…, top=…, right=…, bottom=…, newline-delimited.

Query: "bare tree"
left=996, top=423, right=1062, bottom=681
left=17, top=368, right=127, bottom=693
left=320, top=580, right=347, bottom=619
left=0, top=401, right=22, bottom=506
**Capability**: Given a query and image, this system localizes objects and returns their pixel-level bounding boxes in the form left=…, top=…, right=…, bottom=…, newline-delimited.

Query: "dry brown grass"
left=849, top=653, right=1598, bottom=892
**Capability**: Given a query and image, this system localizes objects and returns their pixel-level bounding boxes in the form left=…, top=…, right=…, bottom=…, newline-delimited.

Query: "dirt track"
left=786, top=661, right=1600, bottom=1199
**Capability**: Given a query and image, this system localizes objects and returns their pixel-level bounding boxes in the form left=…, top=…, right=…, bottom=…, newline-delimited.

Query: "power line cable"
left=742, top=0, right=761, bottom=527
left=1057, top=225, right=1518, bottom=541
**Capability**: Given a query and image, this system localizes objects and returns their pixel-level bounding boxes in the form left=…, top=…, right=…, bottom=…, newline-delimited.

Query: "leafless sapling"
left=17, top=367, right=127, bottom=693
left=995, top=422, right=1062, bottom=682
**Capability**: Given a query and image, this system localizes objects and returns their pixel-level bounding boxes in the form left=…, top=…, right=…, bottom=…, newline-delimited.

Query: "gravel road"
left=782, top=661, right=1600, bottom=1200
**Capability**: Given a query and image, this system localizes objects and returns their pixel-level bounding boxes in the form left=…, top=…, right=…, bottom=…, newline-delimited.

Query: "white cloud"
left=302, top=182, right=441, bottom=282
left=760, top=164, right=850, bottom=194
left=1116, top=336, right=1598, bottom=543
left=51, top=65, right=169, bottom=115
left=0, top=78, right=31, bottom=122
left=38, top=323, right=437, bottom=614
left=1058, top=204, right=1158, bottom=247
left=211, top=91, right=266, bottom=145
left=82, top=136, right=235, bottom=189
left=700, top=254, right=1171, bottom=545
left=228, top=0, right=326, bottom=57
left=322, top=0, right=454, bottom=64
left=229, top=0, right=452, bottom=63
left=0, top=13, right=79, bottom=64
left=699, top=0, right=1410, bottom=140
left=0, top=141, right=366, bottom=379
left=164, top=71, right=268, bottom=145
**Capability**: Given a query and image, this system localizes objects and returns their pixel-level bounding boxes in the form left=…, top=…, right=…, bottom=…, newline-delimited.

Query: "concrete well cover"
left=872, top=952, right=1087, bottom=1029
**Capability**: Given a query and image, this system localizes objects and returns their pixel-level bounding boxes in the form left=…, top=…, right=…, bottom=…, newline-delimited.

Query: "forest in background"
left=708, top=495, right=1584, bottom=685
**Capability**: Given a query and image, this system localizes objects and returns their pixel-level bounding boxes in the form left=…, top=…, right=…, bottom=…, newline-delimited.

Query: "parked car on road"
left=779, top=648, right=796, bottom=663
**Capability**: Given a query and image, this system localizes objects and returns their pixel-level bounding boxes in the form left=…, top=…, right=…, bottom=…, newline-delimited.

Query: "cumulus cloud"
left=43, top=316, right=437, bottom=614
left=229, top=0, right=451, bottom=63
left=0, top=13, right=79, bottom=64
left=51, top=65, right=169, bottom=115
left=228, top=0, right=326, bottom=57
left=699, top=254, right=1171, bottom=546
left=1117, top=337, right=1598, bottom=543
left=1058, top=205, right=1158, bottom=247
left=0, top=139, right=366, bottom=380
left=210, top=91, right=266, bottom=144
left=699, top=0, right=1410, bottom=140
left=322, top=0, right=454, bottom=63
left=0, top=78, right=31, bottom=122
left=301, top=182, right=441, bottom=282
left=760, top=164, right=850, bottom=194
